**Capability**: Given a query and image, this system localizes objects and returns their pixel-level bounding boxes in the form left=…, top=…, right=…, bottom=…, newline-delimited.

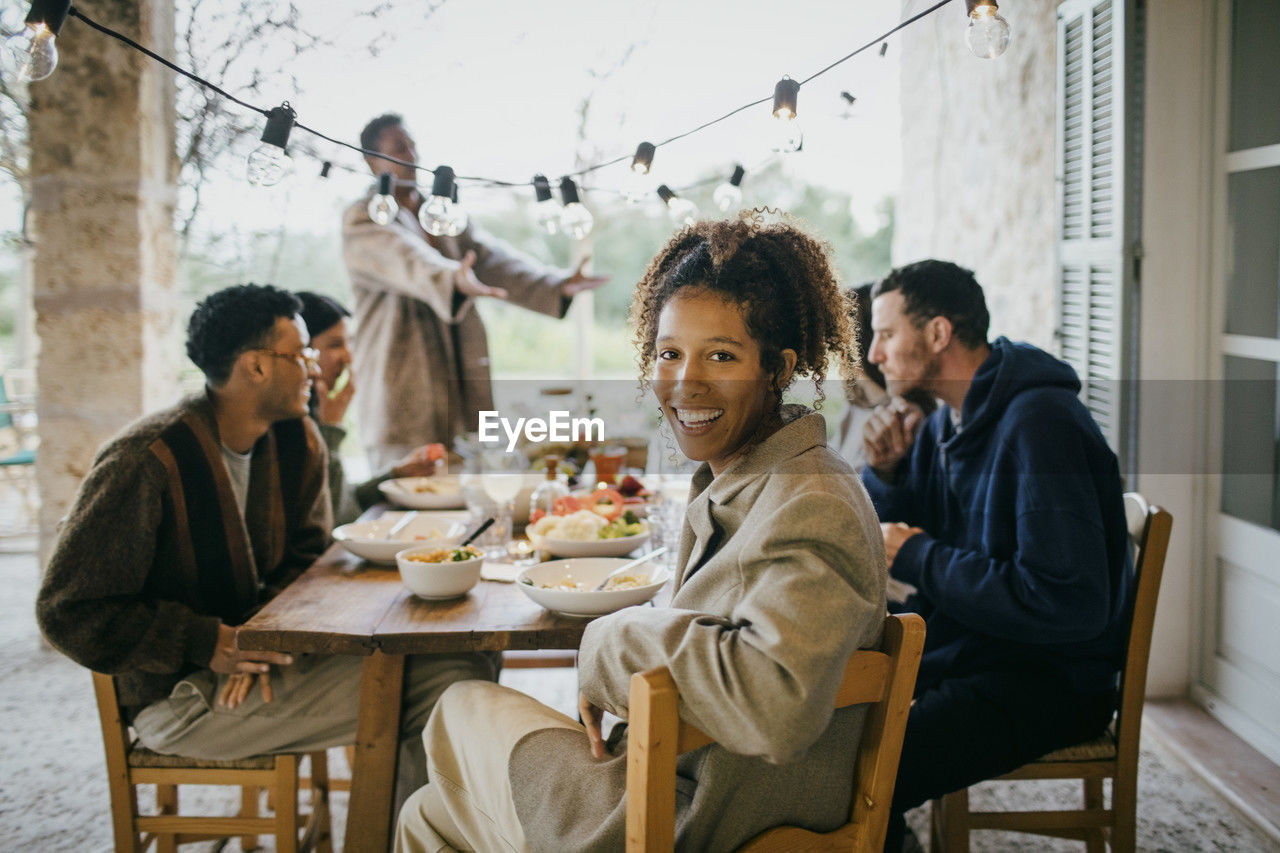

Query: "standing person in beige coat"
left=396, top=215, right=889, bottom=852
left=343, top=114, right=609, bottom=468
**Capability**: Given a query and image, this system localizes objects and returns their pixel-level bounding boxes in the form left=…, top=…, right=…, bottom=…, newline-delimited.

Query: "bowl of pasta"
left=515, top=557, right=669, bottom=617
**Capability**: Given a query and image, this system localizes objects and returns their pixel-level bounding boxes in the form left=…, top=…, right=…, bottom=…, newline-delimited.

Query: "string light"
left=771, top=77, right=803, bottom=153
left=420, top=166, right=467, bottom=236
left=368, top=172, right=398, bottom=226
left=558, top=178, right=594, bottom=239
left=532, top=174, right=561, bottom=236
left=965, top=0, right=1011, bottom=59
left=319, top=161, right=332, bottom=178
left=247, top=103, right=295, bottom=186
left=624, top=141, right=657, bottom=205
left=0, top=0, right=69, bottom=83
left=657, top=184, right=698, bottom=227
left=713, top=165, right=745, bottom=213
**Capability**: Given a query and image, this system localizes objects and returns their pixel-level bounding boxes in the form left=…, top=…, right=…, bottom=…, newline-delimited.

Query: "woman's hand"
left=579, top=693, right=606, bottom=758
left=313, top=371, right=355, bottom=425
left=391, top=445, right=443, bottom=478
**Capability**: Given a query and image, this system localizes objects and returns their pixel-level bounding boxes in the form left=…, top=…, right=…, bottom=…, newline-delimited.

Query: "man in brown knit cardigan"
left=37, top=284, right=496, bottom=811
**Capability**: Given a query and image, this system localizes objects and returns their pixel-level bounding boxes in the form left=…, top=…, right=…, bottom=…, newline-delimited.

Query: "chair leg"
left=309, top=751, right=334, bottom=853
left=155, top=785, right=178, bottom=853
left=106, top=773, right=141, bottom=852
left=275, top=754, right=300, bottom=853
left=241, top=785, right=261, bottom=851
left=1083, top=778, right=1106, bottom=853
left=931, top=789, right=971, bottom=853
left=1111, top=772, right=1137, bottom=853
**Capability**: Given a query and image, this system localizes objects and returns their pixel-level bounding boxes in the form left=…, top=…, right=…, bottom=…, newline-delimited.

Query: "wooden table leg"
left=345, top=651, right=405, bottom=853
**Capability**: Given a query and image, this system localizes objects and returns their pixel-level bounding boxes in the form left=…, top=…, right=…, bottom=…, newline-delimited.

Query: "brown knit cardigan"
left=37, top=392, right=330, bottom=713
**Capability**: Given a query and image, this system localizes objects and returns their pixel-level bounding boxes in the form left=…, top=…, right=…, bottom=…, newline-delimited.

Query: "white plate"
left=516, top=558, right=669, bottom=617
left=333, top=511, right=469, bottom=564
left=379, top=475, right=467, bottom=509
left=535, top=530, right=650, bottom=558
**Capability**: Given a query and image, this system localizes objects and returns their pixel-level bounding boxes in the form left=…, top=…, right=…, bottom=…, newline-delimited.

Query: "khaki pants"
left=396, top=681, right=583, bottom=853
left=134, top=652, right=496, bottom=813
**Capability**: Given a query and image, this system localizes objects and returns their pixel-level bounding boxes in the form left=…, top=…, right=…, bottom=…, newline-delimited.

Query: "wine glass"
left=477, top=451, right=526, bottom=557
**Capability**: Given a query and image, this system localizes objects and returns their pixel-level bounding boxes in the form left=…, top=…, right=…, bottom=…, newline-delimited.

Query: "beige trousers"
left=395, top=681, right=583, bottom=853
left=133, top=652, right=497, bottom=813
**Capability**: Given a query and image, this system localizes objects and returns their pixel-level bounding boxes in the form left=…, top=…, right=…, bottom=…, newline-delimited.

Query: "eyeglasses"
left=256, top=347, right=320, bottom=370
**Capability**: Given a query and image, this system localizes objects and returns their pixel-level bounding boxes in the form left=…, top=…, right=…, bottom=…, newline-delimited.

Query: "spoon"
left=593, top=547, right=668, bottom=591
left=385, top=511, right=418, bottom=540
left=460, top=517, right=495, bottom=548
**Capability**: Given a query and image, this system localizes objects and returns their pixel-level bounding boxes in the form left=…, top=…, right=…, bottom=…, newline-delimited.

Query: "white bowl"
left=516, top=558, right=669, bottom=617
left=379, top=475, right=467, bottom=509
left=332, top=512, right=468, bottom=565
left=535, top=530, right=651, bottom=558
left=396, top=545, right=485, bottom=600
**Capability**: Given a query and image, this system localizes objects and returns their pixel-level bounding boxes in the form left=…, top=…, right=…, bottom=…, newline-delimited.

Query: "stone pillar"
left=894, top=0, right=1058, bottom=349
left=26, top=0, right=179, bottom=566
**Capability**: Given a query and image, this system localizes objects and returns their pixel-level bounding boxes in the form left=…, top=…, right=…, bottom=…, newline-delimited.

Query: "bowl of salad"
left=527, top=488, right=650, bottom=557
left=395, top=544, right=485, bottom=599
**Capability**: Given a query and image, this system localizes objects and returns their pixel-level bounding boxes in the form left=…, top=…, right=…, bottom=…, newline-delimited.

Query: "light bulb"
left=771, top=77, right=803, bottom=153
left=624, top=141, right=656, bottom=205
left=0, top=22, right=56, bottom=82
left=713, top=164, right=746, bottom=213
left=419, top=166, right=467, bottom=236
left=246, top=104, right=295, bottom=187
left=657, top=184, right=698, bottom=228
left=532, top=174, right=560, bottom=235
left=558, top=177, right=594, bottom=239
left=246, top=145, right=290, bottom=186
left=966, top=2, right=1011, bottom=59
left=367, top=173, right=398, bottom=226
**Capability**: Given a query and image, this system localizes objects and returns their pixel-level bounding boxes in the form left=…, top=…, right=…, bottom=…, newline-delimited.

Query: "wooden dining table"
left=237, top=529, right=594, bottom=852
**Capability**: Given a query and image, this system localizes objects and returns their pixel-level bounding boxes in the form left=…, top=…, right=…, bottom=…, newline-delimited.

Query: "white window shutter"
left=1056, top=0, right=1143, bottom=477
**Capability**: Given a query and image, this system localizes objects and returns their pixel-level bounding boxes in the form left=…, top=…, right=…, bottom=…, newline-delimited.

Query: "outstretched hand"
left=453, top=249, right=508, bottom=300
left=562, top=256, right=610, bottom=298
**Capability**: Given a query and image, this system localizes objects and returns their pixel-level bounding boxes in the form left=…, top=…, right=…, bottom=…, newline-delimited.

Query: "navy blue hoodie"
left=861, top=338, right=1133, bottom=694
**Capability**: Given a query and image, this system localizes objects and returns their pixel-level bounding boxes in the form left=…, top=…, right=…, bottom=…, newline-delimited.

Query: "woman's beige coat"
left=509, top=408, right=887, bottom=851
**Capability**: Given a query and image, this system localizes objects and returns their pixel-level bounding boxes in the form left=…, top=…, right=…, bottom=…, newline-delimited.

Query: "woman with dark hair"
left=295, top=291, right=441, bottom=525
left=836, top=283, right=936, bottom=472
left=395, top=214, right=887, bottom=852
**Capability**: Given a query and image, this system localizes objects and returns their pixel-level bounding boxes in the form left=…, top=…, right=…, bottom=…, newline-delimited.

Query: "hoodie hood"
left=957, top=337, right=1081, bottom=436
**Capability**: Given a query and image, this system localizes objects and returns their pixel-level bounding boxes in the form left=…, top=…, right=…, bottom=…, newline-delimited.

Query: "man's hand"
left=881, top=521, right=925, bottom=568
left=579, top=693, right=606, bottom=759
left=391, top=444, right=443, bottom=478
left=864, top=397, right=926, bottom=481
left=217, top=671, right=274, bottom=709
left=313, top=370, right=355, bottom=426
left=453, top=249, right=508, bottom=300
left=561, top=256, right=610, bottom=298
left=208, top=624, right=294, bottom=677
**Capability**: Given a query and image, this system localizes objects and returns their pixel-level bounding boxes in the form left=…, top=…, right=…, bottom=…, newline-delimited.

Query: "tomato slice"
left=530, top=508, right=546, bottom=523
left=552, top=495, right=584, bottom=516
left=589, top=488, right=625, bottom=521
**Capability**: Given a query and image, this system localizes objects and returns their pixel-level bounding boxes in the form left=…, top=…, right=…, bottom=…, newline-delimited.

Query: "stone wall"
left=26, top=0, right=179, bottom=565
left=894, top=0, right=1058, bottom=350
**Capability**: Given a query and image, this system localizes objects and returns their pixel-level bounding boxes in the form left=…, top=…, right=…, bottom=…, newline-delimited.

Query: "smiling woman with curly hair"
left=396, top=213, right=888, bottom=853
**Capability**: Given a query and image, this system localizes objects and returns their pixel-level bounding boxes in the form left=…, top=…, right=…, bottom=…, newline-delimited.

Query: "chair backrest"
left=625, top=612, right=926, bottom=852
left=1114, top=493, right=1173, bottom=759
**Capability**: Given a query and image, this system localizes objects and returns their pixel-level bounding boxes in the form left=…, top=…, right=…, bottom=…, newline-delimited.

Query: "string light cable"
left=32, top=1, right=962, bottom=194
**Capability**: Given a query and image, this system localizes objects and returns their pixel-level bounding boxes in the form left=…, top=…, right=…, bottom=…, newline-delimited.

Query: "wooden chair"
left=626, top=612, right=926, bottom=852
left=92, top=672, right=336, bottom=852
left=930, top=493, right=1174, bottom=853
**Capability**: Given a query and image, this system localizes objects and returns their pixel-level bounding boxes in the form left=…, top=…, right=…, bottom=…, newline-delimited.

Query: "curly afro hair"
left=629, top=212, right=858, bottom=406
left=186, top=284, right=303, bottom=385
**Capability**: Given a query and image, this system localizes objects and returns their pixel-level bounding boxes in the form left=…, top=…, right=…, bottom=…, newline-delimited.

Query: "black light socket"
left=377, top=173, right=394, bottom=195
left=431, top=165, right=455, bottom=199
left=631, top=142, right=656, bottom=174
left=559, top=177, right=581, bottom=205
left=656, top=184, right=676, bottom=204
left=728, top=164, right=745, bottom=187
left=533, top=174, right=553, bottom=203
left=259, top=104, right=296, bottom=150
left=773, top=77, right=800, bottom=119
left=26, top=0, right=71, bottom=34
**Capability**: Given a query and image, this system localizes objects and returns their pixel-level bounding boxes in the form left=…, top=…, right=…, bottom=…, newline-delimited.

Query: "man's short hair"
left=360, top=113, right=403, bottom=154
left=296, top=291, right=351, bottom=340
left=186, top=284, right=303, bottom=385
left=872, top=260, right=990, bottom=349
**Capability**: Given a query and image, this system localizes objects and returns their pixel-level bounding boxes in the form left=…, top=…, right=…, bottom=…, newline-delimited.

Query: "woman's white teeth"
left=676, top=408, right=723, bottom=425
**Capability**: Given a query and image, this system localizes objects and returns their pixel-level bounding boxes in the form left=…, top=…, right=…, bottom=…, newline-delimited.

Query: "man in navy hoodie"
left=860, top=260, right=1134, bottom=851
